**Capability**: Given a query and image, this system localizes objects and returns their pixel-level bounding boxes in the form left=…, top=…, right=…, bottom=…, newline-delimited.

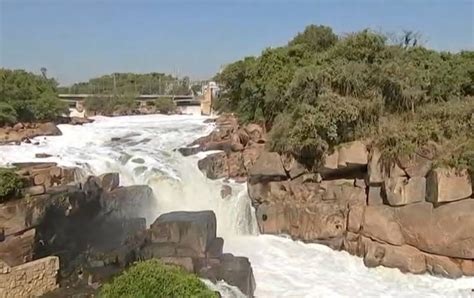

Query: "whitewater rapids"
left=0, top=114, right=472, bottom=297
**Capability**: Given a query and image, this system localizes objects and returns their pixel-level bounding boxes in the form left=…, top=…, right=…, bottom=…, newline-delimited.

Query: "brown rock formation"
left=0, top=122, right=61, bottom=145
left=142, top=211, right=256, bottom=296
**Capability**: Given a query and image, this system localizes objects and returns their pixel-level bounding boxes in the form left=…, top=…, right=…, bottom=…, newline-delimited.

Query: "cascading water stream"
left=0, top=114, right=473, bottom=297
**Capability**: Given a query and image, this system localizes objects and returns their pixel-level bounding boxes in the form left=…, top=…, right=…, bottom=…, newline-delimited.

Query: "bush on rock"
left=0, top=168, right=24, bottom=203
left=99, top=259, right=219, bottom=298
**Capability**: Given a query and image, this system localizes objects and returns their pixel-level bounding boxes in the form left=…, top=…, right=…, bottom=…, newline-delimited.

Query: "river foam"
left=0, top=114, right=472, bottom=297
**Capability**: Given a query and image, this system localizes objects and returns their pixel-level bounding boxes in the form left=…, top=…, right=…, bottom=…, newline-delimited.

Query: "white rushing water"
left=0, top=114, right=473, bottom=297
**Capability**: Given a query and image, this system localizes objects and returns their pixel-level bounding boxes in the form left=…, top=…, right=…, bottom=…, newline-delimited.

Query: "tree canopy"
left=0, top=68, right=68, bottom=125
left=59, top=73, right=192, bottom=95
left=214, top=25, right=474, bottom=170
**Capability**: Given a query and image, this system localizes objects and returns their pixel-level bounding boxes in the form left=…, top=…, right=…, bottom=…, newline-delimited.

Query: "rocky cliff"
left=181, top=114, right=474, bottom=278
left=0, top=162, right=255, bottom=297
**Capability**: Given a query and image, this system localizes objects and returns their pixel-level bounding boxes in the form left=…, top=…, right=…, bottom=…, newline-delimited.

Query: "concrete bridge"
left=58, top=93, right=200, bottom=106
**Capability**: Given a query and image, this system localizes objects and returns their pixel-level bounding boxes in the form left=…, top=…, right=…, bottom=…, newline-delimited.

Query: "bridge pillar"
left=201, top=87, right=213, bottom=116
left=76, top=100, right=85, bottom=112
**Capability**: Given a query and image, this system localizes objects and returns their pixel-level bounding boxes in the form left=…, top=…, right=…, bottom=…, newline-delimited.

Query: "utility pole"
left=113, top=73, right=117, bottom=94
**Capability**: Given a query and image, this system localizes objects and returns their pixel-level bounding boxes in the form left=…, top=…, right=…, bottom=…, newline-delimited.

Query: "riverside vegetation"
left=99, top=259, right=219, bottom=298
left=0, top=70, right=185, bottom=123
left=214, top=25, right=474, bottom=173
left=0, top=69, right=69, bottom=126
left=178, top=24, right=474, bottom=279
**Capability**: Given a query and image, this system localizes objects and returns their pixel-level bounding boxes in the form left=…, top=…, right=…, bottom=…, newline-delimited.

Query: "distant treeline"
left=0, top=70, right=200, bottom=125
left=214, top=25, right=474, bottom=171
left=58, top=73, right=193, bottom=95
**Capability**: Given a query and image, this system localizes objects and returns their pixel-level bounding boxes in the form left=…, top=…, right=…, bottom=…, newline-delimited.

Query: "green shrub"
left=216, top=24, right=474, bottom=171
left=28, top=94, right=69, bottom=121
left=0, top=169, right=24, bottom=203
left=99, top=259, right=218, bottom=298
left=84, top=95, right=137, bottom=115
left=0, top=102, right=18, bottom=125
left=154, top=97, right=177, bottom=114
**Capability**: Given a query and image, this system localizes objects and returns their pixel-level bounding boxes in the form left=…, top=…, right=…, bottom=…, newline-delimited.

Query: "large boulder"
left=242, top=143, right=264, bottom=172
left=461, top=259, right=474, bottom=276
left=361, top=201, right=474, bottom=259
left=362, top=205, right=405, bottom=246
left=244, top=123, right=264, bottom=143
left=226, top=152, right=246, bottom=179
left=394, top=201, right=474, bottom=259
left=148, top=211, right=217, bottom=258
left=100, top=185, right=155, bottom=223
left=248, top=152, right=287, bottom=184
left=197, top=152, right=228, bottom=179
left=280, top=153, right=306, bottom=179
left=198, top=254, right=256, bottom=297
left=98, top=172, right=120, bottom=192
left=397, top=154, right=432, bottom=178
left=337, top=141, right=368, bottom=168
left=383, top=176, right=426, bottom=206
left=362, top=237, right=426, bottom=274
left=426, top=168, right=472, bottom=204
left=256, top=202, right=346, bottom=244
left=367, top=185, right=384, bottom=205
left=425, top=254, right=463, bottom=278
left=0, top=229, right=35, bottom=266
left=367, top=147, right=406, bottom=185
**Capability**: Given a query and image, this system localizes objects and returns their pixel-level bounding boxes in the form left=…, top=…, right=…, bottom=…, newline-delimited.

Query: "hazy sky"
left=1, top=0, right=473, bottom=86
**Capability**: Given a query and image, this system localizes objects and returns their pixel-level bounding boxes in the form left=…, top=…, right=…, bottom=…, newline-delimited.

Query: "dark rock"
left=198, top=152, right=228, bottom=179
left=0, top=229, right=35, bottom=266
left=220, top=185, right=232, bottom=199
left=70, top=117, right=94, bottom=125
left=178, top=146, right=202, bottom=156
left=198, top=254, right=256, bottom=297
left=98, top=173, right=120, bottom=192
left=149, top=211, right=217, bottom=257
left=35, top=153, right=53, bottom=158
left=100, top=185, right=155, bottom=222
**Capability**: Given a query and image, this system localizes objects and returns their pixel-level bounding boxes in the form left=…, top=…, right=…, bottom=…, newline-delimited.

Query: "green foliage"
left=154, top=97, right=177, bottom=114
left=289, top=25, right=338, bottom=52
left=99, top=259, right=218, bottom=298
left=215, top=24, right=474, bottom=168
left=61, top=72, right=188, bottom=95
left=84, top=94, right=137, bottom=116
left=0, top=102, right=18, bottom=125
left=0, top=169, right=24, bottom=203
left=28, top=94, right=69, bottom=121
left=0, top=68, right=65, bottom=123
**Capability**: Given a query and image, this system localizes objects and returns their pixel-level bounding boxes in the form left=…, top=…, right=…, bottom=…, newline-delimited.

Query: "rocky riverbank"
left=180, top=114, right=474, bottom=279
left=0, top=117, right=93, bottom=145
left=0, top=162, right=255, bottom=297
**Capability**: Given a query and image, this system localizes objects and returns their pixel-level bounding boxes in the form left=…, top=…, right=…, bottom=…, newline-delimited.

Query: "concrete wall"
left=200, top=89, right=212, bottom=116
left=0, top=256, right=59, bottom=298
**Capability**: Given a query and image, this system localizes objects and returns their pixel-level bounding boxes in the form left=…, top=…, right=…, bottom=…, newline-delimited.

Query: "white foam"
left=1, top=114, right=472, bottom=297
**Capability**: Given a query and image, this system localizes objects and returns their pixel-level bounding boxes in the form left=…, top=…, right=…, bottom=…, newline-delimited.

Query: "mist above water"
left=0, top=114, right=472, bottom=297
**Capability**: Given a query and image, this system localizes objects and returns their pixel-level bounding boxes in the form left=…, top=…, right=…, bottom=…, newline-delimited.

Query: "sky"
left=1, top=0, right=473, bottom=86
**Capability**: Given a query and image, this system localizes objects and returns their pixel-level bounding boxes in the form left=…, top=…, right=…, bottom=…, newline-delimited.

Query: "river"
left=0, top=114, right=473, bottom=297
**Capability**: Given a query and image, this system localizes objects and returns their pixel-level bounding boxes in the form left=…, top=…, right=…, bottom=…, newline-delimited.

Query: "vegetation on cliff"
left=99, top=259, right=218, bottom=298
left=215, top=25, right=474, bottom=169
left=0, top=168, right=24, bottom=203
left=0, top=69, right=68, bottom=125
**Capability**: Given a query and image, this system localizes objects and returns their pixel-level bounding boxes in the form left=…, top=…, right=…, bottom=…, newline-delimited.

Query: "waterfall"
left=1, top=114, right=472, bottom=297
